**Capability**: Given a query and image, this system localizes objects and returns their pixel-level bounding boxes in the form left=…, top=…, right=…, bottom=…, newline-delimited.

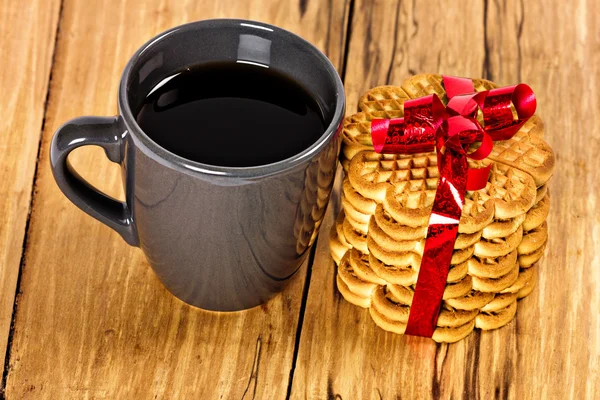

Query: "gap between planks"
left=0, top=0, right=65, bottom=397
left=285, top=0, right=356, bottom=398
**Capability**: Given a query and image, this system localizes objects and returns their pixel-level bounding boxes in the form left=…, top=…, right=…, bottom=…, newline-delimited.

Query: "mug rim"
left=118, top=18, right=345, bottom=178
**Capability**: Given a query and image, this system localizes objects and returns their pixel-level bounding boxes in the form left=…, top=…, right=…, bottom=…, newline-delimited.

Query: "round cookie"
left=501, top=264, right=537, bottom=294
left=373, top=204, right=427, bottom=241
left=442, top=275, right=473, bottom=300
left=447, top=260, right=469, bottom=283
left=518, top=242, right=547, bottom=268
left=518, top=221, right=548, bottom=255
left=329, top=222, right=350, bottom=265
left=475, top=301, right=518, bottom=330
left=337, top=252, right=378, bottom=300
left=468, top=250, right=518, bottom=279
left=487, top=128, right=555, bottom=187
left=471, top=261, right=520, bottom=293
left=483, top=163, right=537, bottom=219
left=474, top=225, right=523, bottom=258
left=387, top=284, right=414, bottom=305
left=370, top=286, right=411, bottom=323
left=431, top=320, right=476, bottom=343
left=342, top=193, right=371, bottom=228
left=436, top=306, right=479, bottom=328
left=535, top=184, right=548, bottom=204
left=369, top=302, right=407, bottom=334
left=445, top=290, right=495, bottom=311
left=368, top=252, right=418, bottom=286
left=343, top=218, right=369, bottom=254
left=367, top=236, right=421, bottom=268
left=336, top=274, right=371, bottom=308
left=519, top=114, right=545, bottom=138
left=349, top=248, right=387, bottom=285
left=342, top=201, right=370, bottom=234
left=359, top=85, right=411, bottom=119
left=368, top=219, right=421, bottom=252
left=340, top=112, right=377, bottom=167
left=523, top=195, right=550, bottom=231
left=482, top=213, right=526, bottom=239
left=455, top=231, right=484, bottom=249
left=517, top=270, right=538, bottom=299
left=343, top=177, right=377, bottom=215
left=480, top=293, right=518, bottom=313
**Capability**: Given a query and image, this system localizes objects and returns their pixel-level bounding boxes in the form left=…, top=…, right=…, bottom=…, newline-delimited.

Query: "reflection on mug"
left=294, top=135, right=340, bottom=255
left=237, top=33, right=272, bottom=68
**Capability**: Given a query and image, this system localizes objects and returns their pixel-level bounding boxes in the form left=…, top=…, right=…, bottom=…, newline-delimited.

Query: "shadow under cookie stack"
left=329, top=74, right=555, bottom=343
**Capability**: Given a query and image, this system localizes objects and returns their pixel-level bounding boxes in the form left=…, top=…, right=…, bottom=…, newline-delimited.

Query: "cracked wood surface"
left=1, top=0, right=599, bottom=399
left=0, top=0, right=62, bottom=391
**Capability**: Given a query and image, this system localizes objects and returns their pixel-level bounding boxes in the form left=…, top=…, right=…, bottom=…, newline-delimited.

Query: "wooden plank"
left=4, top=0, right=350, bottom=398
left=292, top=0, right=600, bottom=399
left=290, top=1, right=487, bottom=399
left=482, top=0, right=600, bottom=399
left=0, top=0, right=61, bottom=391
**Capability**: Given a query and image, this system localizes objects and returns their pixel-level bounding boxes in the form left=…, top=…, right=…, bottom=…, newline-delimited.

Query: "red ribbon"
left=370, top=76, right=536, bottom=338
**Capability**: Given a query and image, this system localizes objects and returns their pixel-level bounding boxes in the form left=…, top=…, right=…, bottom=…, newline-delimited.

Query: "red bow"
left=370, top=76, right=536, bottom=338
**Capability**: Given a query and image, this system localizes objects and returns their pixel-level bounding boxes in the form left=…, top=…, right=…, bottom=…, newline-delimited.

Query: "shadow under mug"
left=50, top=19, right=345, bottom=311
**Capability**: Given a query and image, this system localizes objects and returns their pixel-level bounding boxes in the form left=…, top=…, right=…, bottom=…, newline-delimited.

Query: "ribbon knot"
left=370, top=76, right=536, bottom=338
left=372, top=76, right=536, bottom=191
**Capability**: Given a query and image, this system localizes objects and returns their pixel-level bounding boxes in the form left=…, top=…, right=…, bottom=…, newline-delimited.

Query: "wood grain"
left=482, top=0, right=600, bottom=399
left=291, top=0, right=600, bottom=399
left=0, top=0, right=61, bottom=391
left=3, top=0, right=350, bottom=398
left=3, top=0, right=599, bottom=398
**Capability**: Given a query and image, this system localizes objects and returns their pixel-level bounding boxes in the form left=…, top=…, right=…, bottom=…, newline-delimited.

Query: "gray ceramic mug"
left=50, top=19, right=345, bottom=311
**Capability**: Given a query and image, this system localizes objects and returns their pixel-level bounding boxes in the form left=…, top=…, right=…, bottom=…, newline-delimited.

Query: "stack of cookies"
left=329, top=74, right=554, bottom=342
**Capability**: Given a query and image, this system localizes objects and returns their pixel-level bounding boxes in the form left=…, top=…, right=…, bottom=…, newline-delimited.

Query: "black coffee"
left=136, top=62, right=326, bottom=167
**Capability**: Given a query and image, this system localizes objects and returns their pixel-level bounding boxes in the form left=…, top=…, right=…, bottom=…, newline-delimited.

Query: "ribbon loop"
left=443, top=76, right=475, bottom=98
left=371, top=94, right=445, bottom=154
left=482, top=83, right=536, bottom=140
left=370, top=75, right=536, bottom=338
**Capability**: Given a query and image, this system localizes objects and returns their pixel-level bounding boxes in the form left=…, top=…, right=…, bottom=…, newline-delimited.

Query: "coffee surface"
left=136, top=61, right=326, bottom=167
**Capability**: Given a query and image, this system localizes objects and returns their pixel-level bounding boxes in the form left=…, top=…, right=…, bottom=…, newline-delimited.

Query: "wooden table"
left=0, top=0, right=598, bottom=398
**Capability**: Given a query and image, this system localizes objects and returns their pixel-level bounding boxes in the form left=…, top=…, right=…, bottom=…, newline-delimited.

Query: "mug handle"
left=50, top=116, right=139, bottom=246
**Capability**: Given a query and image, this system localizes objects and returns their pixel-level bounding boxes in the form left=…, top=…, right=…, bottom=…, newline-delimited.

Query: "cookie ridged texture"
left=347, top=151, right=536, bottom=227
left=487, top=126, right=555, bottom=187
left=329, top=73, right=553, bottom=342
left=330, top=208, right=540, bottom=342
